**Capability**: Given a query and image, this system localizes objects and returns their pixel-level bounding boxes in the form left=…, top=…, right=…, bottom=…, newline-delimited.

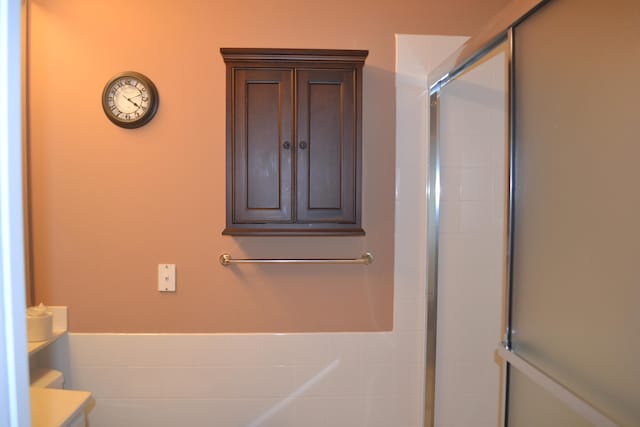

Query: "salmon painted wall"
left=27, top=0, right=508, bottom=332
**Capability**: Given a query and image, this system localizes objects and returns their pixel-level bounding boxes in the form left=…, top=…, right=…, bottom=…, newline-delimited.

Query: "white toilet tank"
left=31, top=369, right=88, bottom=427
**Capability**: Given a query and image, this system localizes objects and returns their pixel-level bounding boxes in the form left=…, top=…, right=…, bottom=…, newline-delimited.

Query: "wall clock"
left=101, top=71, right=158, bottom=129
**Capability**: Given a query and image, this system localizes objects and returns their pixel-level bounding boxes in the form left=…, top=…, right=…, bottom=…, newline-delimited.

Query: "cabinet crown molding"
left=220, top=48, right=368, bottom=64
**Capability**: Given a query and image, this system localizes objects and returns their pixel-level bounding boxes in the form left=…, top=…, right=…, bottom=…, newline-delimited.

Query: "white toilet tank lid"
left=31, top=368, right=64, bottom=389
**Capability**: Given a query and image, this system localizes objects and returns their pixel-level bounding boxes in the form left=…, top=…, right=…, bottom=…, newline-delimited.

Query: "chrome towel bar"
left=219, top=252, right=374, bottom=266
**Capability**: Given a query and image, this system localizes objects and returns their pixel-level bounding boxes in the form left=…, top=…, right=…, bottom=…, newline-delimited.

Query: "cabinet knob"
left=282, top=141, right=291, bottom=150
left=299, top=141, right=308, bottom=150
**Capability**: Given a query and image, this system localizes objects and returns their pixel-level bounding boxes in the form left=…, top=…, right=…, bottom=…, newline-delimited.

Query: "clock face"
left=102, top=72, right=158, bottom=128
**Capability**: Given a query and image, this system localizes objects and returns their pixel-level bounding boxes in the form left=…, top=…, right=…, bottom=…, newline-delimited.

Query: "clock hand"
left=124, top=96, right=142, bottom=108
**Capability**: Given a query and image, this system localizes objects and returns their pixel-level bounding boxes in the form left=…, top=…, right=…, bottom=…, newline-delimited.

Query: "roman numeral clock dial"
left=101, top=71, right=158, bottom=128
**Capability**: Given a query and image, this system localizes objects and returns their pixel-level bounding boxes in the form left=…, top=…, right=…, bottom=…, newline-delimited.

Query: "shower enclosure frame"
left=423, top=1, right=620, bottom=426
left=424, top=0, right=535, bottom=420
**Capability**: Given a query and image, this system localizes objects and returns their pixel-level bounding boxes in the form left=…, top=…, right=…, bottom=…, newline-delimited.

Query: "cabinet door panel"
left=233, top=69, right=293, bottom=223
left=296, top=69, right=356, bottom=223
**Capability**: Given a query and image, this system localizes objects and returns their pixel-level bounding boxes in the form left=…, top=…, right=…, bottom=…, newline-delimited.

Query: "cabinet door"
left=296, top=69, right=357, bottom=224
left=231, top=69, right=293, bottom=223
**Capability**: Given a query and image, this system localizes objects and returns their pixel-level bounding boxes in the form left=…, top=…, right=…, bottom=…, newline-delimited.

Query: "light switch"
left=158, top=264, right=176, bottom=292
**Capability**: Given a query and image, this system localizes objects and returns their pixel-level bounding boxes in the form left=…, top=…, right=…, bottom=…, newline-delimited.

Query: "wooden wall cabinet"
left=221, top=48, right=368, bottom=235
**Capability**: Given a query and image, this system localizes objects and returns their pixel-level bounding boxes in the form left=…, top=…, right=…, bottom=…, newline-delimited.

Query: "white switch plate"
left=158, top=264, right=176, bottom=292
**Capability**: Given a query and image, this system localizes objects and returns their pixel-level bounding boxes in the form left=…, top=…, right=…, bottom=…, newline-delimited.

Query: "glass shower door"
left=507, top=0, right=640, bottom=425
left=426, top=1, right=640, bottom=426
left=432, top=42, right=509, bottom=427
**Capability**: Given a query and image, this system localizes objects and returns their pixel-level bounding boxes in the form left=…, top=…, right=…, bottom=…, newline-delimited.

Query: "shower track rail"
left=497, top=345, right=619, bottom=427
left=219, top=252, right=374, bottom=266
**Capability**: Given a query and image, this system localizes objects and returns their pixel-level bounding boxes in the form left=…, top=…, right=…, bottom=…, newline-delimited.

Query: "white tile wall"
left=39, top=332, right=423, bottom=427
left=394, top=35, right=507, bottom=427
left=31, top=35, right=486, bottom=427
left=434, top=43, right=508, bottom=427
